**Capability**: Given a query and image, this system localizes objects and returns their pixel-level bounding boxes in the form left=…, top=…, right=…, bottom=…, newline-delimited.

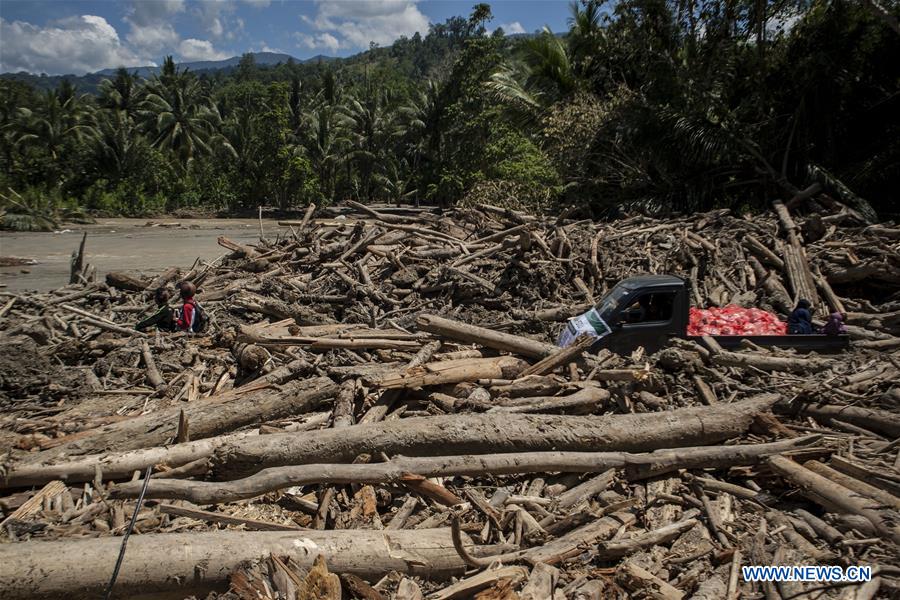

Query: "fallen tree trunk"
left=20, top=376, right=337, bottom=463
left=518, top=334, right=594, bottom=377
left=527, top=511, right=636, bottom=565
left=780, top=402, right=900, bottom=438
left=488, top=386, right=609, bottom=414
left=217, top=235, right=259, bottom=259
left=3, top=432, right=254, bottom=489
left=210, top=394, right=780, bottom=479
left=712, top=350, right=832, bottom=373
left=7, top=394, right=784, bottom=489
left=416, top=314, right=557, bottom=359
left=105, top=271, right=149, bottom=292
left=0, top=528, right=469, bottom=600
left=69, top=232, right=87, bottom=285
left=774, top=199, right=819, bottom=307
left=768, top=455, right=900, bottom=545
left=147, top=266, right=180, bottom=291
left=233, top=295, right=322, bottom=325
left=378, top=356, right=528, bottom=389
left=595, top=511, right=700, bottom=560
left=140, top=340, right=165, bottom=389
left=110, top=436, right=820, bottom=504
left=801, top=460, right=900, bottom=512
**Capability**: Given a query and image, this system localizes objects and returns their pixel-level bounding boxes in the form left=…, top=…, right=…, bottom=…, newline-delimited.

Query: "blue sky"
left=0, top=1, right=574, bottom=75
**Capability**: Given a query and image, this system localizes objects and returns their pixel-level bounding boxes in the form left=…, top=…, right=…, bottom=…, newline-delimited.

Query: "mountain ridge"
left=0, top=51, right=337, bottom=93
left=92, top=52, right=333, bottom=78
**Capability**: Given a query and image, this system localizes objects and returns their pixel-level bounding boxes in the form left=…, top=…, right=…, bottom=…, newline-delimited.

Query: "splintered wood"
left=1, top=200, right=899, bottom=599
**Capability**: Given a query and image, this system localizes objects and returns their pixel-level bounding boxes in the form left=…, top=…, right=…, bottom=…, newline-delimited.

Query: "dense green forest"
left=0, top=0, right=897, bottom=229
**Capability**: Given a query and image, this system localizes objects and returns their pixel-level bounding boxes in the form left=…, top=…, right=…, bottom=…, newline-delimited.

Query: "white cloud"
left=0, top=2, right=235, bottom=74
left=501, top=21, right=525, bottom=35
left=0, top=15, right=151, bottom=74
left=243, top=0, right=271, bottom=7
left=209, top=17, right=225, bottom=38
left=124, top=0, right=184, bottom=53
left=126, top=0, right=185, bottom=27
left=126, top=22, right=180, bottom=53
left=196, top=0, right=230, bottom=38
left=301, top=0, right=428, bottom=50
left=296, top=32, right=342, bottom=53
left=177, top=38, right=229, bottom=61
left=122, top=0, right=230, bottom=60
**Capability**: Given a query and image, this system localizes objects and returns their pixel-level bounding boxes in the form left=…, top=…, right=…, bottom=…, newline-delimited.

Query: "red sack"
left=688, top=306, right=786, bottom=337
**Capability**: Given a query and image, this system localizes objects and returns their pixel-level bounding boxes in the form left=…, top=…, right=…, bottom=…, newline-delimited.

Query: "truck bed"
left=688, top=334, right=850, bottom=353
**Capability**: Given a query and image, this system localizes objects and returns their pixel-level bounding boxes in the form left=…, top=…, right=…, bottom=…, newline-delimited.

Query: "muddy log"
left=69, top=232, right=87, bottom=284
left=217, top=235, right=260, bottom=259
left=111, top=436, right=819, bottom=504
left=768, top=455, right=900, bottom=545
left=711, top=350, right=832, bottom=373
left=140, top=340, right=165, bottom=389
left=0, top=528, right=470, bottom=600
left=21, top=375, right=337, bottom=463
left=416, top=314, right=558, bottom=359
left=488, top=386, right=610, bottom=414
left=378, top=356, right=529, bottom=389
left=105, top=271, right=149, bottom=292
left=773, top=199, right=819, bottom=307
left=3, top=432, right=253, bottom=489
left=12, top=394, right=779, bottom=487
left=210, top=394, right=779, bottom=479
left=779, top=402, right=900, bottom=438
left=233, top=294, right=312, bottom=324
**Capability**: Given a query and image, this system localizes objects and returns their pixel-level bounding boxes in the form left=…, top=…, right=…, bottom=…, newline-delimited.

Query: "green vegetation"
left=0, top=1, right=897, bottom=229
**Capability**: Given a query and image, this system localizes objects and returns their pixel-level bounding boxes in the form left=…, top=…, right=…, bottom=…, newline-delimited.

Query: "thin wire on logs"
left=103, top=465, right=153, bottom=600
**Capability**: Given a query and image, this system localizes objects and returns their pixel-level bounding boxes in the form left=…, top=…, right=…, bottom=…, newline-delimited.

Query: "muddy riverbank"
left=0, top=218, right=284, bottom=292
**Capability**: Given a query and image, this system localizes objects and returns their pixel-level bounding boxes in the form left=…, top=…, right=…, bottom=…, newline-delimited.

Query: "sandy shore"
left=0, top=218, right=284, bottom=292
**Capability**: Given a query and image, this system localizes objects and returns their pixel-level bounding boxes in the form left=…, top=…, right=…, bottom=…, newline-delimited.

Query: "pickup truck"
left=560, top=274, right=850, bottom=355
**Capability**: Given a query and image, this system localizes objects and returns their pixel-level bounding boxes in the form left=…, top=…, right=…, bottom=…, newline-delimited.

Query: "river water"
left=0, top=218, right=287, bottom=292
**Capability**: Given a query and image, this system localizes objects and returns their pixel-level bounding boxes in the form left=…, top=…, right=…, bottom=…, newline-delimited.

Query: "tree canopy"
left=0, top=0, right=896, bottom=224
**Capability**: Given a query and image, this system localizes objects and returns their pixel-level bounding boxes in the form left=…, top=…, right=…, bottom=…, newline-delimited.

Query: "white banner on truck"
left=557, top=307, right=613, bottom=347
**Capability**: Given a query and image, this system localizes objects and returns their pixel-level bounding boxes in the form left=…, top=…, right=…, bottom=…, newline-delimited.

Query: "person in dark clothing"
left=136, top=287, right=176, bottom=331
left=787, top=299, right=814, bottom=334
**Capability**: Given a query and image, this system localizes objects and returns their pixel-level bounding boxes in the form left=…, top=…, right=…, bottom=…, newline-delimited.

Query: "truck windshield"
left=595, top=284, right=631, bottom=322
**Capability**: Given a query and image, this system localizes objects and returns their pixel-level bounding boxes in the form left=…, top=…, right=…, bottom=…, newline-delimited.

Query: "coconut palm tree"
left=568, top=0, right=606, bottom=81
left=300, top=103, right=347, bottom=203
left=485, top=28, right=579, bottom=127
left=396, top=79, right=446, bottom=171
left=342, top=80, right=396, bottom=202
left=15, top=83, right=96, bottom=186
left=139, top=57, right=230, bottom=167
left=98, top=68, right=142, bottom=117
left=91, top=109, right=142, bottom=183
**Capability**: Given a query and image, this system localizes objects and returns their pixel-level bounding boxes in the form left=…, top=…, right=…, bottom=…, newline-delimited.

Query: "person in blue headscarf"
left=787, top=299, right=813, bottom=334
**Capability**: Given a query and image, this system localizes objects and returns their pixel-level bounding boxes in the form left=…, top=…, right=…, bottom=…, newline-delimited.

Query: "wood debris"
left=1, top=200, right=899, bottom=599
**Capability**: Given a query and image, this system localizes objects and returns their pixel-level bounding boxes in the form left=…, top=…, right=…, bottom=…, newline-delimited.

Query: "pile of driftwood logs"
left=1, top=199, right=899, bottom=599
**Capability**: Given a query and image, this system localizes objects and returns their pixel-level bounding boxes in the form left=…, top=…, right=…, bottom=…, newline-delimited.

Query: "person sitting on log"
left=823, top=312, right=847, bottom=336
left=135, top=287, right=176, bottom=332
left=175, top=281, right=208, bottom=333
left=787, top=299, right=814, bottom=334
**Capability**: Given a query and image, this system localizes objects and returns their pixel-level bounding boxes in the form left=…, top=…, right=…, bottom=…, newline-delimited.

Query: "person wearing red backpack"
left=175, top=281, right=200, bottom=332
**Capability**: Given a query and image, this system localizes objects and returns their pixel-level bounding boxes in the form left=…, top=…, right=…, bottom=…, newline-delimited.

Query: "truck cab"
left=590, top=275, right=689, bottom=355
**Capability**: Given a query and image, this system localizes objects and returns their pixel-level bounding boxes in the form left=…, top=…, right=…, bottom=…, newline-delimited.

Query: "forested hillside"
left=0, top=0, right=897, bottom=228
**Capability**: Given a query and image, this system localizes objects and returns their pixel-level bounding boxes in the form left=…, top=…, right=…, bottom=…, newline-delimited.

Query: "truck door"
left=609, top=290, right=679, bottom=355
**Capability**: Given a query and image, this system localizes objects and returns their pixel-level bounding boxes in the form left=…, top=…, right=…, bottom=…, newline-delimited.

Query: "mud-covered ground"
left=0, top=218, right=280, bottom=292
